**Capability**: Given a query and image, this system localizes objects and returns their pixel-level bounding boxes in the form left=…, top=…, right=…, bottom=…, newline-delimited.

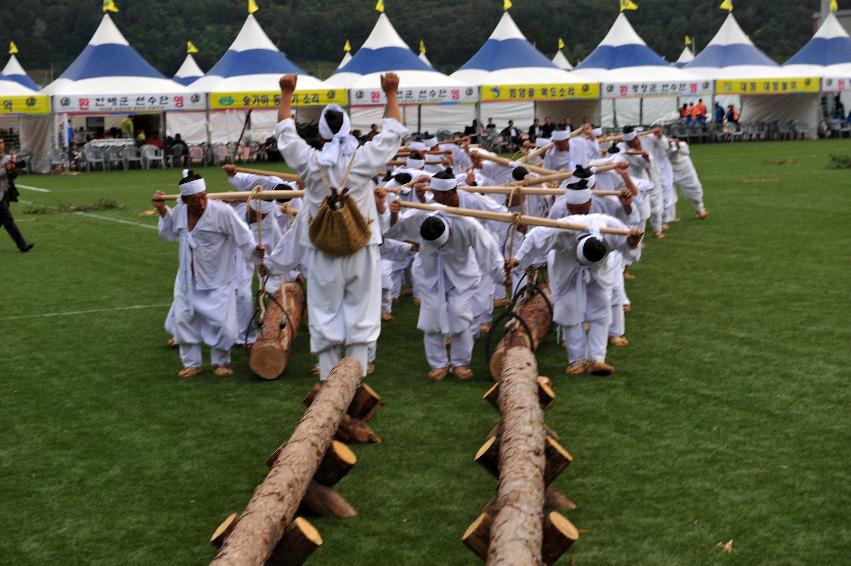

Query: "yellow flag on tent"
left=9, top=41, right=19, bottom=55
left=187, top=41, right=199, bottom=54
left=558, top=38, right=565, bottom=50
left=344, top=40, right=352, bottom=53
left=419, top=39, right=426, bottom=55
left=102, top=0, right=119, bottom=13
left=248, top=0, right=259, bottom=14
left=620, top=0, right=638, bottom=12
left=504, top=0, right=512, bottom=11
left=830, top=0, right=838, bottom=12
left=720, top=0, right=733, bottom=12
left=684, top=35, right=692, bottom=47
left=376, top=0, right=384, bottom=13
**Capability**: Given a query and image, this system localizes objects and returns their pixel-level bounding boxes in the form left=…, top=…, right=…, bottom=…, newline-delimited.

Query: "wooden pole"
left=486, top=347, right=546, bottom=565
left=303, top=384, right=383, bottom=444
left=512, top=161, right=622, bottom=187
left=484, top=376, right=555, bottom=412
left=230, top=165, right=301, bottom=181
left=398, top=201, right=632, bottom=236
left=250, top=282, right=304, bottom=380
left=514, top=142, right=553, bottom=164
left=470, top=149, right=556, bottom=176
left=154, top=189, right=304, bottom=203
left=488, top=285, right=554, bottom=380
left=461, top=186, right=623, bottom=197
left=596, top=130, right=654, bottom=144
left=211, top=358, right=364, bottom=565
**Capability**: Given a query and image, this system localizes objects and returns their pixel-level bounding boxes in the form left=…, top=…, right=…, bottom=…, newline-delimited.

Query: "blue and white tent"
left=172, top=54, right=204, bottom=86
left=42, top=15, right=192, bottom=102
left=674, top=46, right=695, bottom=68
left=574, top=13, right=707, bottom=127
left=329, top=13, right=474, bottom=132
left=452, top=12, right=595, bottom=128
left=2, top=54, right=38, bottom=91
left=0, top=72, right=37, bottom=95
left=337, top=51, right=353, bottom=70
left=686, top=13, right=819, bottom=138
left=785, top=12, right=851, bottom=99
left=552, top=50, right=574, bottom=71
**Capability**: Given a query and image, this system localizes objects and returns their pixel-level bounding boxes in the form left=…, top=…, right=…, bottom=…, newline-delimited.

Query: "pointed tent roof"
left=42, top=14, right=189, bottom=95
left=2, top=54, right=38, bottom=90
left=674, top=46, right=694, bottom=68
left=575, top=13, right=669, bottom=70
left=685, top=14, right=777, bottom=70
left=419, top=51, right=432, bottom=67
left=332, top=13, right=434, bottom=80
left=785, top=12, right=851, bottom=67
left=0, top=72, right=37, bottom=95
left=452, top=12, right=583, bottom=86
left=552, top=50, right=573, bottom=70
left=337, top=51, right=352, bottom=70
left=190, top=14, right=327, bottom=92
left=173, top=54, right=204, bottom=86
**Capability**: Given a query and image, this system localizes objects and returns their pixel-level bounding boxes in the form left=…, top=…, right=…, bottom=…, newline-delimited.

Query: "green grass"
left=1, top=141, right=850, bottom=565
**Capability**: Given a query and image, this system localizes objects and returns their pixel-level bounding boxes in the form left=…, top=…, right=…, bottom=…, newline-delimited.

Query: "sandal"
left=178, top=367, right=202, bottom=379
left=212, top=365, right=234, bottom=377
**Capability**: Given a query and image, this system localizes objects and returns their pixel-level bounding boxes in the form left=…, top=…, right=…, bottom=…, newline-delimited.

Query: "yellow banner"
left=0, top=95, right=50, bottom=115
left=716, top=77, right=820, bottom=95
left=210, top=89, right=349, bottom=110
left=481, top=83, right=600, bottom=102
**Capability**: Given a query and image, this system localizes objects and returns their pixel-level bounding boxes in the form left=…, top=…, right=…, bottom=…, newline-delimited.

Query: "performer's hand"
left=374, top=187, right=387, bottom=213
left=465, top=171, right=476, bottom=185
left=505, top=258, right=520, bottom=272
left=409, top=242, right=420, bottom=253
left=618, top=189, right=633, bottom=212
left=256, top=243, right=266, bottom=257
left=258, top=263, right=268, bottom=277
left=279, top=74, right=298, bottom=94
left=615, top=161, right=629, bottom=173
left=626, top=228, right=643, bottom=249
left=641, top=151, right=650, bottom=161
left=389, top=199, right=402, bottom=215
left=223, top=164, right=237, bottom=177
left=652, top=127, right=663, bottom=137
left=152, top=190, right=167, bottom=215
left=380, top=73, right=400, bottom=94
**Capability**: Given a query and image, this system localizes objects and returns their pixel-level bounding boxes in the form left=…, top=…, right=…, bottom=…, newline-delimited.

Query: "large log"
left=478, top=434, right=572, bottom=487
left=482, top=485, right=576, bottom=517
left=303, top=384, right=383, bottom=444
left=541, top=512, right=580, bottom=565
left=211, top=358, right=364, bottom=565
left=250, top=282, right=305, bottom=380
left=489, top=285, right=553, bottom=380
left=483, top=377, right=555, bottom=411
left=486, top=348, right=546, bottom=565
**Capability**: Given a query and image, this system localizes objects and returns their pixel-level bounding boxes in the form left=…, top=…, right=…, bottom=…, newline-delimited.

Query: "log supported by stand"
left=489, top=285, right=553, bottom=380
left=210, top=358, right=364, bottom=565
left=303, top=382, right=383, bottom=444
left=250, top=282, right=304, bottom=380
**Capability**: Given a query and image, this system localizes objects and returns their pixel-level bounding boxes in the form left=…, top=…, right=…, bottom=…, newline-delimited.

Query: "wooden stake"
left=267, top=516, right=323, bottom=566
left=511, top=161, right=623, bottom=187
left=347, top=383, right=382, bottom=421
left=462, top=513, right=493, bottom=560
left=543, top=437, right=573, bottom=487
left=300, top=480, right=357, bottom=519
left=153, top=189, right=304, bottom=203
left=398, top=201, right=632, bottom=236
left=312, top=441, right=357, bottom=487
left=210, top=513, right=239, bottom=548
left=230, top=165, right=301, bottom=181
left=461, top=186, right=623, bottom=197
left=474, top=436, right=500, bottom=478
left=541, top=512, right=580, bottom=565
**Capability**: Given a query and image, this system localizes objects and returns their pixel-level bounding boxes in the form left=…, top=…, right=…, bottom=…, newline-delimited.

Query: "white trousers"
left=318, top=344, right=368, bottom=381
left=563, top=322, right=608, bottom=364
left=235, top=280, right=255, bottom=344
left=674, top=174, right=705, bottom=212
left=648, top=189, right=664, bottom=233
left=307, top=245, right=381, bottom=357
left=424, top=329, right=474, bottom=369
left=179, top=344, right=231, bottom=368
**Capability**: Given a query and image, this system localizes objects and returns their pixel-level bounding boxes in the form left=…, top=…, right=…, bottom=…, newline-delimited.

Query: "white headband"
left=563, top=187, right=593, bottom=205
left=429, top=176, right=458, bottom=192
left=318, top=103, right=358, bottom=167
left=423, top=215, right=450, bottom=247
left=592, top=128, right=603, bottom=137
left=535, top=137, right=551, bottom=148
left=179, top=170, right=206, bottom=196
left=407, top=157, right=425, bottom=170
left=408, top=141, right=427, bottom=152
left=623, top=131, right=637, bottom=142
left=423, top=137, right=438, bottom=148
left=552, top=130, right=570, bottom=142
left=248, top=198, right=275, bottom=215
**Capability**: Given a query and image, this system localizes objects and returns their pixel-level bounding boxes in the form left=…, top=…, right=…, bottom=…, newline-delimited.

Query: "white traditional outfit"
left=542, top=130, right=575, bottom=172
left=274, top=104, right=407, bottom=379
left=160, top=173, right=258, bottom=369
left=667, top=140, right=706, bottom=214
left=619, top=131, right=663, bottom=234
left=514, top=205, right=638, bottom=367
left=644, top=134, right=677, bottom=223
left=385, top=205, right=503, bottom=371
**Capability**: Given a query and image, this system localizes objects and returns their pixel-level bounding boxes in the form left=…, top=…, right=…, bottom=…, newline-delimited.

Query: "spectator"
left=0, top=139, right=33, bottom=253
left=528, top=118, right=543, bottom=141
left=714, top=103, right=724, bottom=125
left=561, top=116, right=573, bottom=132
left=484, top=118, right=496, bottom=133
left=464, top=119, right=479, bottom=143
left=834, top=95, right=846, bottom=120
left=541, top=116, right=555, bottom=138
left=147, top=130, right=164, bottom=150
left=679, top=103, right=689, bottom=121
left=500, top=120, right=521, bottom=151
left=685, top=103, right=696, bottom=125
left=170, top=133, right=188, bottom=167
left=695, top=99, right=707, bottom=124
left=135, top=129, right=146, bottom=146
left=726, top=105, right=739, bottom=124
left=120, top=116, right=134, bottom=139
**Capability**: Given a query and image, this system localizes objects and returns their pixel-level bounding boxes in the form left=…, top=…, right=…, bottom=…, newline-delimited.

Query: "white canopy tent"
left=2, top=54, right=39, bottom=91
left=172, top=54, right=204, bottom=86
left=552, top=50, right=574, bottom=71
left=42, top=14, right=203, bottom=152
left=172, top=14, right=342, bottom=144
left=685, top=13, right=820, bottom=138
left=784, top=12, right=851, bottom=117
left=573, top=13, right=711, bottom=127
left=452, top=12, right=600, bottom=131
left=674, top=46, right=695, bottom=68
left=0, top=73, right=51, bottom=173
left=328, top=13, right=476, bottom=134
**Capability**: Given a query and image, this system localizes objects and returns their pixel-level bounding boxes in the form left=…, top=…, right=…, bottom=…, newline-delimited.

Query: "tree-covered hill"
left=1, top=0, right=822, bottom=82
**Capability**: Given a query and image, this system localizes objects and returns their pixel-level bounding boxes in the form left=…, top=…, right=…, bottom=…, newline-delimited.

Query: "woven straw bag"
left=309, top=155, right=372, bottom=256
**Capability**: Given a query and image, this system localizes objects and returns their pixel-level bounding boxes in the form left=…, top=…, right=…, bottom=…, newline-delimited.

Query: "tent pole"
left=613, top=99, right=618, bottom=128
left=418, top=104, right=422, bottom=134
left=639, top=98, right=644, bottom=126
left=205, top=94, right=212, bottom=148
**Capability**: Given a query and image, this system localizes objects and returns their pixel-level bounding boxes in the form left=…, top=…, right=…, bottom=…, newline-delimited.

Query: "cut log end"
left=250, top=344, right=286, bottom=380
left=300, top=480, right=357, bottom=519
left=348, top=383, right=382, bottom=420
left=461, top=512, right=492, bottom=560
left=542, top=512, right=580, bottom=565
left=474, top=436, right=499, bottom=478
left=544, top=436, right=573, bottom=486
left=313, top=440, right=357, bottom=487
left=210, top=513, right=238, bottom=548
left=267, top=516, right=323, bottom=566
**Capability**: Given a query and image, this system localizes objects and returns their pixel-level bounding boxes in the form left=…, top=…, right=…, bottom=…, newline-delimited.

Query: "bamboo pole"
left=398, top=201, right=632, bottom=236
left=461, top=186, right=623, bottom=197
left=596, top=130, right=654, bottom=144
left=153, top=189, right=304, bottom=202
left=229, top=166, right=301, bottom=181
left=514, top=142, right=553, bottom=164
left=470, top=149, right=556, bottom=176
left=511, top=161, right=622, bottom=187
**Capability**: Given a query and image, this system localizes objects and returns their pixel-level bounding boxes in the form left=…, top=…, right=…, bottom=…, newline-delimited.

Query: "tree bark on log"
left=299, top=480, right=357, bottom=519
left=484, top=377, right=555, bottom=411
left=462, top=513, right=493, bottom=560
left=211, top=358, right=364, bottom=565
left=250, top=282, right=305, bottom=380
left=482, top=485, right=576, bottom=518
left=486, top=347, right=546, bottom=566
left=480, top=435, right=571, bottom=487
left=489, top=286, right=553, bottom=380
left=267, top=517, right=323, bottom=566
left=541, top=512, right=580, bottom=565
left=304, top=385, right=382, bottom=444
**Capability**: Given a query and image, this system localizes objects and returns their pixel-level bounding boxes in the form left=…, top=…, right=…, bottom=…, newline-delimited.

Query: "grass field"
left=1, top=140, right=850, bottom=565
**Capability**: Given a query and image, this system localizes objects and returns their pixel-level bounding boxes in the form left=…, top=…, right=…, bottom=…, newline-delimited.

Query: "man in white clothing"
left=646, top=127, right=677, bottom=228
left=542, top=129, right=575, bottom=172
left=667, top=138, right=709, bottom=220
left=265, top=73, right=407, bottom=380
left=153, top=170, right=259, bottom=378
left=621, top=126, right=665, bottom=238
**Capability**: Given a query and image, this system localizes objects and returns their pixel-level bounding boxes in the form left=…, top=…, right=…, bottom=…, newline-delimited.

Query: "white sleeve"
left=157, top=207, right=179, bottom=242
left=352, top=118, right=409, bottom=181
left=384, top=208, right=426, bottom=241
left=380, top=238, right=415, bottom=261
left=471, top=221, right=505, bottom=285
left=514, top=226, right=563, bottom=270
left=222, top=205, right=258, bottom=262
left=275, top=118, right=313, bottom=176
left=228, top=172, right=284, bottom=192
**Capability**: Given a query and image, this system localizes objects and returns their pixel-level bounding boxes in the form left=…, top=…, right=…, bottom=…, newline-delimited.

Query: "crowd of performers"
left=152, top=73, right=708, bottom=381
